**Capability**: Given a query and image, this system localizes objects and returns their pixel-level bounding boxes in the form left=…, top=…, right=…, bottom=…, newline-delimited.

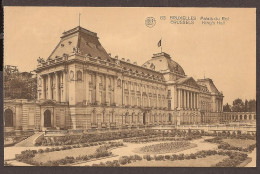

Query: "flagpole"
left=79, top=13, right=81, bottom=26
left=161, top=37, right=162, bottom=53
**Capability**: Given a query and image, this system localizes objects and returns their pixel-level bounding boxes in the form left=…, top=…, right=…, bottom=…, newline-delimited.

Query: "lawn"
left=222, top=139, right=256, bottom=148
left=33, top=146, right=99, bottom=163
left=125, top=155, right=227, bottom=167
left=134, top=141, right=197, bottom=154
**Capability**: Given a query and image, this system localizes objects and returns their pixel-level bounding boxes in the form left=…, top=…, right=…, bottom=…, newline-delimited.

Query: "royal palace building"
left=4, top=26, right=224, bottom=131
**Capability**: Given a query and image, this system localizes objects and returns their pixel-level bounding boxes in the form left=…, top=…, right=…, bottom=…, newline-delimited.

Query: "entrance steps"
left=14, top=132, right=44, bottom=147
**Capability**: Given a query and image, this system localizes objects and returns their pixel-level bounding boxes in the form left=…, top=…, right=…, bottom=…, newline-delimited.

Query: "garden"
left=8, top=129, right=256, bottom=167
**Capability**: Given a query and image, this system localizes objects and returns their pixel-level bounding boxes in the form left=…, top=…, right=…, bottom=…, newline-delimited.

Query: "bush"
left=119, top=156, right=130, bottom=165
left=143, top=154, right=152, bottom=161
left=154, top=155, right=165, bottom=161
left=38, top=149, right=44, bottom=153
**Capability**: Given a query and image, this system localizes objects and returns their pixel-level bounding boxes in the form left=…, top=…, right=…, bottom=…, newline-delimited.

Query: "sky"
left=4, top=7, right=256, bottom=104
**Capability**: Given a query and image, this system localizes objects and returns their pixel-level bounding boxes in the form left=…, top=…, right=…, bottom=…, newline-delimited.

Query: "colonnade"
left=40, top=70, right=67, bottom=102
left=177, top=89, right=199, bottom=110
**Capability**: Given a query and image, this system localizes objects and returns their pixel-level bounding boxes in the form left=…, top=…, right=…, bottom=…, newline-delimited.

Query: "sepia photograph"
left=3, top=7, right=256, bottom=167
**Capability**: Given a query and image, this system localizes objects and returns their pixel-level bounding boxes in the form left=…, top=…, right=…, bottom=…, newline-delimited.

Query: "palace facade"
left=4, top=26, right=224, bottom=131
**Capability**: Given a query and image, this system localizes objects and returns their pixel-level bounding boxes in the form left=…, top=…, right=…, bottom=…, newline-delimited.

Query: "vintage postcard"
left=3, top=7, right=256, bottom=167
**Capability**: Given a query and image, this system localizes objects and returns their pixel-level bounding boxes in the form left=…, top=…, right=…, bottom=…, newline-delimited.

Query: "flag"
left=158, top=39, right=161, bottom=47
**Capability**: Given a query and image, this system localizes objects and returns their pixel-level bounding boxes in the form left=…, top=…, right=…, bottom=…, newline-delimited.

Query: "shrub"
left=38, top=149, right=44, bottom=153
left=119, top=156, right=130, bottom=165
left=154, top=155, right=164, bottom=161
left=45, top=148, right=51, bottom=152
left=143, top=154, right=152, bottom=161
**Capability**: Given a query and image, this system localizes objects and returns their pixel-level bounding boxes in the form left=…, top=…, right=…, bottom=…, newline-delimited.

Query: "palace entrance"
left=4, top=109, right=13, bottom=127
left=44, top=110, right=52, bottom=127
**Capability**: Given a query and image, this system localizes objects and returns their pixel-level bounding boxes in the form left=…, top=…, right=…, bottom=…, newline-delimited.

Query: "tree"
left=244, top=100, right=249, bottom=112
left=232, top=98, right=244, bottom=112
left=223, top=103, right=231, bottom=112
left=4, top=66, right=37, bottom=100
left=248, top=99, right=256, bottom=112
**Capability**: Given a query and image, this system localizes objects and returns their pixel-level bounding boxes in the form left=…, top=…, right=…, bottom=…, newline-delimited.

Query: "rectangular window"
left=92, top=113, right=97, bottom=123
left=125, top=115, right=129, bottom=123
left=168, top=100, right=171, bottom=110
left=126, top=96, right=129, bottom=105
left=168, top=90, right=171, bottom=97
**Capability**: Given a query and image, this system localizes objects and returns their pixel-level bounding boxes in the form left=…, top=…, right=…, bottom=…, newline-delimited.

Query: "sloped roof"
left=142, top=52, right=185, bottom=76
left=48, top=26, right=110, bottom=60
left=119, top=60, right=165, bottom=81
left=197, top=78, right=222, bottom=95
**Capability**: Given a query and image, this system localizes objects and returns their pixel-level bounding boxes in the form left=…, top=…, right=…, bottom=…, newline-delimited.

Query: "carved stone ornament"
left=117, top=79, right=121, bottom=87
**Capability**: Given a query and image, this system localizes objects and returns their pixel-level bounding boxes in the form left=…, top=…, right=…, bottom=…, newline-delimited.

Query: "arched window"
left=69, top=70, right=74, bottom=80
left=4, top=109, right=13, bottom=127
left=77, top=71, right=82, bottom=81
left=44, top=109, right=52, bottom=127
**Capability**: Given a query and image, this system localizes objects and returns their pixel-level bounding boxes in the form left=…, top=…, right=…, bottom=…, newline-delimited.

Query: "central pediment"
left=177, top=77, right=200, bottom=89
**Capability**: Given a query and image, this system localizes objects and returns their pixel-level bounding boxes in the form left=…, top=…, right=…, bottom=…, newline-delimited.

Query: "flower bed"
left=137, top=141, right=196, bottom=154
left=36, top=129, right=197, bottom=146
left=92, top=150, right=248, bottom=167
left=15, top=141, right=124, bottom=166
left=123, top=135, right=201, bottom=143
left=36, top=129, right=160, bottom=146
left=205, top=137, right=256, bottom=152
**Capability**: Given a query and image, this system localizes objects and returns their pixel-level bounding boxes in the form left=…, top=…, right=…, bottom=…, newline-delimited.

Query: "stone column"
left=47, top=74, right=51, bottom=99
left=192, top=92, right=195, bottom=109
left=122, top=81, right=125, bottom=105
left=156, top=87, right=158, bottom=108
left=190, top=92, right=193, bottom=109
left=105, top=75, right=109, bottom=104
left=191, top=92, right=193, bottom=109
left=184, top=90, right=186, bottom=109
left=55, top=72, right=59, bottom=102
left=177, top=89, right=181, bottom=109
left=85, top=71, right=90, bottom=104
left=112, top=77, right=116, bottom=105
left=62, top=70, right=67, bottom=102
left=196, top=93, right=199, bottom=109
left=42, top=75, right=46, bottom=99
left=181, top=89, right=184, bottom=108
left=187, top=91, right=190, bottom=109
left=95, top=73, right=100, bottom=104
left=194, top=93, right=197, bottom=109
